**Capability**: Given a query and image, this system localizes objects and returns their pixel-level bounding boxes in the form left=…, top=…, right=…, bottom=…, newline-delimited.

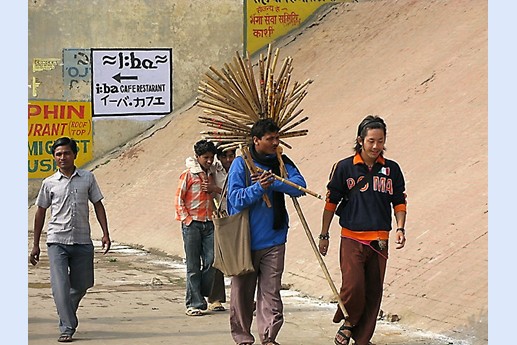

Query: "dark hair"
left=51, top=137, right=78, bottom=155
left=216, top=143, right=236, bottom=158
left=250, top=118, right=280, bottom=140
left=354, top=115, right=387, bottom=153
left=194, top=139, right=217, bottom=156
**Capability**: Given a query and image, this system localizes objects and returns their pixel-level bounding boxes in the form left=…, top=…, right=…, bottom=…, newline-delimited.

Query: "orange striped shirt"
left=174, top=169, right=213, bottom=225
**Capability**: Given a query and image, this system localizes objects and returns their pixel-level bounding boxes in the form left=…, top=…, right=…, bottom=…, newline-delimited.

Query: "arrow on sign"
left=112, top=73, right=138, bottom=83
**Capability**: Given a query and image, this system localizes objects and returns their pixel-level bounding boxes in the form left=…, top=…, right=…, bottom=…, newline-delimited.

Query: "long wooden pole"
left=275, top=148, right=348, bottom=319
left=251, top=165, right=321, bottom=200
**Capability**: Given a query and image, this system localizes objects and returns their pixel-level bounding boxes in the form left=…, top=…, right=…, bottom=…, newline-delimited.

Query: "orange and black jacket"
left=325, top=153, right=407, bottom=237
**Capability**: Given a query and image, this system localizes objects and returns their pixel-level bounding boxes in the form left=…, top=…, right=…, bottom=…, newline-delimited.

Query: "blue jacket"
left=226, top=155, right=306, bottom=251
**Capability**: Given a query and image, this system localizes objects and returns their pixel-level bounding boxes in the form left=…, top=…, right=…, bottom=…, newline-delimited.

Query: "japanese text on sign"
left=91, top=48, right=172, bottom=116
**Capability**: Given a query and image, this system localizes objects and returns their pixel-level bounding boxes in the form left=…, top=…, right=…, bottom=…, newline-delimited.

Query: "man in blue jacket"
left=226, top=118, right=307, bottom=345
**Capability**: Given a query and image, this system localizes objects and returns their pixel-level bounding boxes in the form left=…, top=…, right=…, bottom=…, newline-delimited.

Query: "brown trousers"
left=230, top=244, right=285, bottom=345
left=333, top=237, right=388, bottom=345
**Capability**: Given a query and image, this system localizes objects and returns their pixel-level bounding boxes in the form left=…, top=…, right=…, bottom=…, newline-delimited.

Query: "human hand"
left=102, top=235, right=111, bottom=254
left=201, top=174, right=218, bottom=194
left=29, top=247, right=40, bottom=266
left=258, top=170, right=274, bottom=189
left=395, top=230, right=406, bottom=249
left=318, top=240, right=329, bottom=256
left=250, top=172, right=261, bottom=184
left=318, top=239, right=329, bottom=256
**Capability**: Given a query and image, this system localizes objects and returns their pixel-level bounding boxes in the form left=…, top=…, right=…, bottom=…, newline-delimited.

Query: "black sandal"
left=334, top=324, right=353, bottom=345
left=58, top=334, right=73, bottom=342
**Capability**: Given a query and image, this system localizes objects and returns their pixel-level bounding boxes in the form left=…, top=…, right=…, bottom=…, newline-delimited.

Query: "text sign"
left=245, top=0, right=349, bottom=54
left=91, top=48, right=172, bottom=116
left=28, top=101, right=93, bottom=179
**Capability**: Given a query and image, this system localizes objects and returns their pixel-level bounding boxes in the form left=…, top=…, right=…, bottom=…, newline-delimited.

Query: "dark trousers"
left=208, top=268, right=226, bottom=303
left=333, top=237, right=387, bottom=345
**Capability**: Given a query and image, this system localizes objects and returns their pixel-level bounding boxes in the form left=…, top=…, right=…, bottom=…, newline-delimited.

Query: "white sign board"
left=91, top=48, right=172, bottom=116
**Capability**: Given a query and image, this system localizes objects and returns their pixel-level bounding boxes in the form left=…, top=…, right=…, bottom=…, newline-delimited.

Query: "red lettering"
left=373, top=176, right=387, bottom=192
left=52, top=123, right=67, bottom=135
left=29, top=103, right=86, bottom=119
left=28, top=104, right=41, bottom=118
left=28, top=123, right=68, bottom=136
left=386, top=179, right=393, bottom=195
left=28, top=123, right=42, bottom=136
left=68, top=105, right=85, bottom=119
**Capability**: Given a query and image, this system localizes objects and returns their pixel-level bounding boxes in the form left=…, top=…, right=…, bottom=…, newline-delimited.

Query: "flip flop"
left=334, top=324, right=353, bottom=345
left=57, top=334, right=73, bottom=342
left=208, top=302, right=226, bottom=311
left=185, top=307, right=203, bottom=316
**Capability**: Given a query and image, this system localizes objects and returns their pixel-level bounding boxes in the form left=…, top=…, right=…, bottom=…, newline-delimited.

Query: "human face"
left=218, top=150, right=236, bottom=172
left=53, top=145, right=77, bottom=173
left=253, top=131, right=280, bottom=155
left=359, top=128, right=385, bottom=164
left=196, top=152, right=215, bottom=171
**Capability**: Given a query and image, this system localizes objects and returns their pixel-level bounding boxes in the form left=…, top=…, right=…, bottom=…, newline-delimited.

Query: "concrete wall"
left=28, top=0, right=243, bottom=200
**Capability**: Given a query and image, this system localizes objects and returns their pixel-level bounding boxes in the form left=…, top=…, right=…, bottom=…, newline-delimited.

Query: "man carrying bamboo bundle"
left=319, top=115, right=407, bottom=345
left=226, top=118, right=307, bottom=345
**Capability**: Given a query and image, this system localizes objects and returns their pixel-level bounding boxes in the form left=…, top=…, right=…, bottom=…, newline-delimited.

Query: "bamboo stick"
left=243, top=51, right=261, bottom=116
left=198, top=120, right=248, bottom=134
left=197, top=44, right=311, bottom=155
left=279, top=116, right=309, bottom=134
left=279, top=140, right=292, bottom=150
left=252, top=165, right=321, bottom=200
left=274, top=147, right=348, bottom=319
left=278, top=109, right=304, bottom=129
left=270, top=47, right=280, bottom=76
left=221, top=63, right=259, bottom=119
left=258, top=53, right=267, bottom=115
left=237, top=52, right=261, bottom=112
left=200, top=73, right=254, bottom=115
left=197, top=86, right=242, bottom=112
left=263, top=44, right=273, bottom=85
left=197, top=102, right=252, bottom=119
left=197, top=93, right=241, bottom=114
left=240, top=145, right=272, bottom=207
left=279, top=130, right=308, bottom=139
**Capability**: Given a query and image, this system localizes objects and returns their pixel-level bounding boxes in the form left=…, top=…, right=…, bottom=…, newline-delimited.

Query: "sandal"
left=57, top=334, right=73, bottom=342
left=334, top=324, right=353, bottom=345
left=185, top=307, right=203, bottom=316
left=208, top=301, right=226, bottom=311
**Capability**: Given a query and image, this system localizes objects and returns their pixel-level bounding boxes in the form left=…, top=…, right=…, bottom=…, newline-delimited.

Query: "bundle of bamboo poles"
left=198, top=47, right=347, bottom=318
left=196, top=44, right=312, bottom=151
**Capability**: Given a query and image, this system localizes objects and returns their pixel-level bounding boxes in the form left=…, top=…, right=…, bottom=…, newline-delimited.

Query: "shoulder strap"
left=215, top=160, right=249, bottom=216
left=347, top=162, right=382, bottom=198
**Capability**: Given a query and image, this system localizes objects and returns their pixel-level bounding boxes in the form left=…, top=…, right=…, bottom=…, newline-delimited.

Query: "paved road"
left=28, top=236, right=466, bottom=345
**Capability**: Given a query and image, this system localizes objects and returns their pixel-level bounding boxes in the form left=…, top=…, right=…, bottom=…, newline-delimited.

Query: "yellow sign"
left=28, top=101, right=93, bottom=179
left=32, top=58, right=61, bottom=72
left=245, top=0, right=350, bottom=55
